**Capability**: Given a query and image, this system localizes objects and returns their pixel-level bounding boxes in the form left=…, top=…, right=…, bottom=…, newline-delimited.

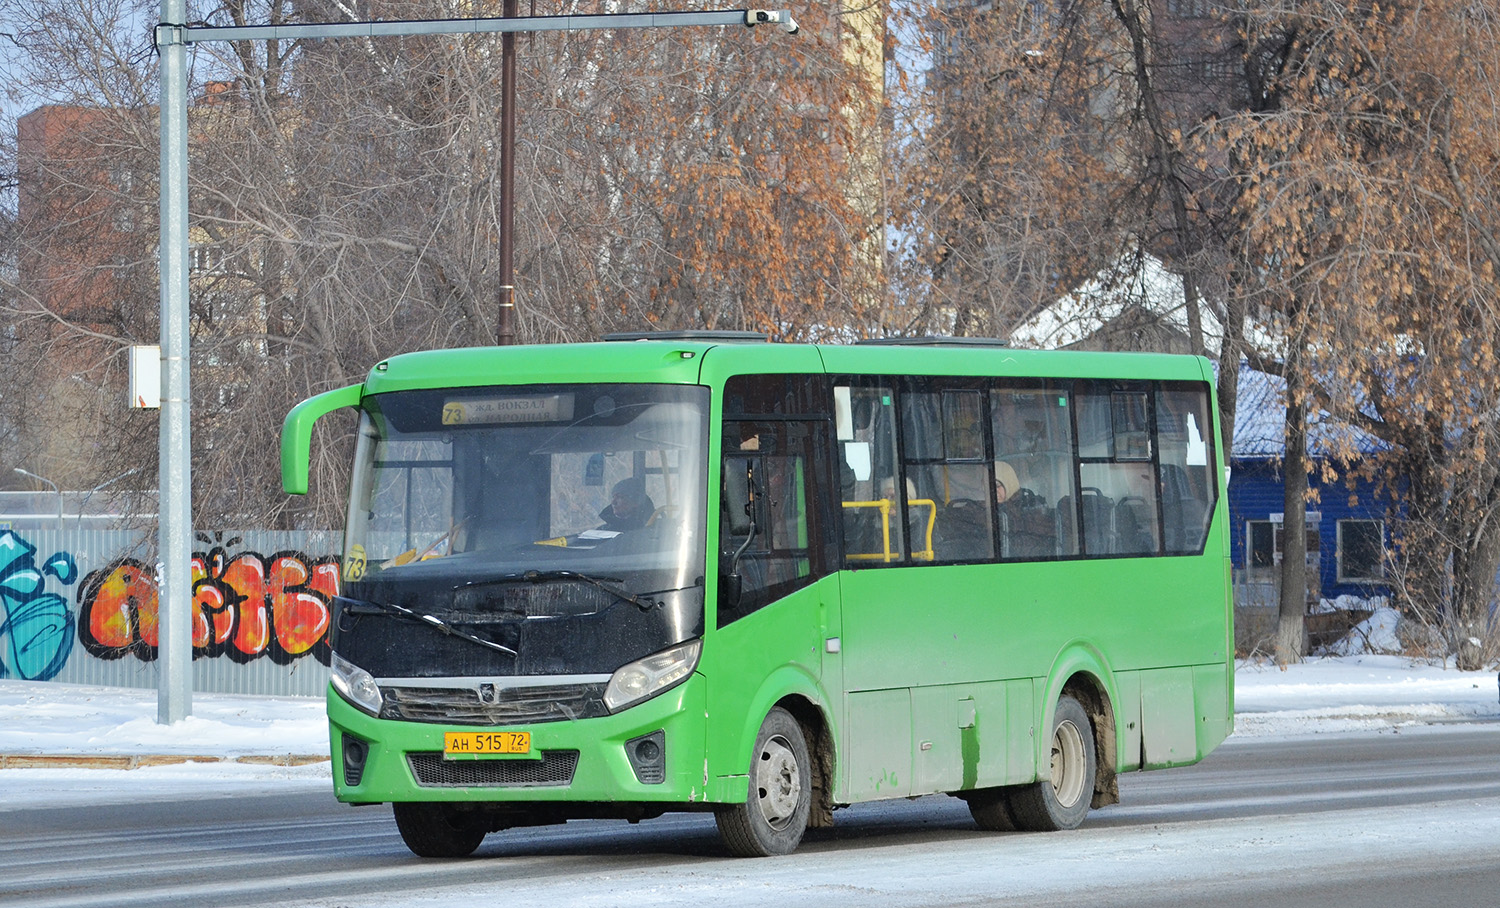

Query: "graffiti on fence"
left=77, top=536, right=340, bottom=665
left=0, top=530, right=79, bottom=681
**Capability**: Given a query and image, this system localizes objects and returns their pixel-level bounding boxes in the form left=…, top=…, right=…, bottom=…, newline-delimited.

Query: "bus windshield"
left=337, top=383, right=709, bottom=677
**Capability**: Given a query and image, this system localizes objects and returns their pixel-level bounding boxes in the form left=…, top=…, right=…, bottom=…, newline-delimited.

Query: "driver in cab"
left=599, top=477, right=654, bottom=531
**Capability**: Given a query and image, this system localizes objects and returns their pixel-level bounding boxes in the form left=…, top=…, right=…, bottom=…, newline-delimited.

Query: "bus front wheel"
left=393, top=802, right=487, bottom=858
left=1008, top=694, right=1096, bottom=832
left=715, top=707, right=812, bottom=857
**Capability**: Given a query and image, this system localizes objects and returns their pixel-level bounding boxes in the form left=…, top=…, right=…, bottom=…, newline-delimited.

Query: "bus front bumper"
left=326, top=674, right=715, bottom=808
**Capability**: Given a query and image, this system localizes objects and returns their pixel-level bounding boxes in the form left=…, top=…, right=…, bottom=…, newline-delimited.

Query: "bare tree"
left=1, top=0, right=883, bottom=527
left=1229, top=0, right=1500, bottom=668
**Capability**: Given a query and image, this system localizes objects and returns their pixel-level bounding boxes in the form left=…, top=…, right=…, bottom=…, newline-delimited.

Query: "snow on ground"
left=0, top=683, right=328, bottom=758
left=1234, top=652, right=1500, bottom=735
left=0, top=682, right=333, bottom=811
left=0, top=655, right=1495, bottom=812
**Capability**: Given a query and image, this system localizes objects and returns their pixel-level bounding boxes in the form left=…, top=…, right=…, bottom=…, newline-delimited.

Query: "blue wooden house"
left=1228, top=362, right=1391, bottom=611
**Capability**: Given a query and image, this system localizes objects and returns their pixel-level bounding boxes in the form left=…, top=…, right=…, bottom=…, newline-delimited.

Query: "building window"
left=190, top=243, right=226, bottom=275
left=110, top=163, right=135, bottom=194
left=1246, top=519, right=1275, bottom=569
left=1246, top=519, right=1320, bottom=572
left=1337, top=519, right=1384, bottom=583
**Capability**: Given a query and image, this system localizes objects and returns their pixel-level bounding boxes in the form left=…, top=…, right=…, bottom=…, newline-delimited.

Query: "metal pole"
left=171, top=10, right=797, bottom=43
left=497, top=0, right=518, bottom=346
left=157, top=0, right=193, bottom=724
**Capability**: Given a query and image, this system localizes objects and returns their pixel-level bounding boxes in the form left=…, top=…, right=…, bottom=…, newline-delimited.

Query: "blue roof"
left=1231, top=361, right=1387, bottom=461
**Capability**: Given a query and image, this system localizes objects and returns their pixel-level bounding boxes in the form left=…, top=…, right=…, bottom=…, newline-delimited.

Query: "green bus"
left=281, top=333, right=1233, bottom=858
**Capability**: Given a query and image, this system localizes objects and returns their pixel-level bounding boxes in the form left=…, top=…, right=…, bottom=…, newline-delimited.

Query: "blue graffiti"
left=0, top=531, right=78, bottom=680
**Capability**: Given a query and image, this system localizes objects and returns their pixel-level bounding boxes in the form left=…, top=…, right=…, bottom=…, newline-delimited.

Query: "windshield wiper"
left=457, top=570, right=658, bottom=611
left=335, top=595, right=518, bottom=657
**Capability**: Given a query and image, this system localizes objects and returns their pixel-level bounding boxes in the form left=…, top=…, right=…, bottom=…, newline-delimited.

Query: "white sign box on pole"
left=129, top=345, right=161, bottom=409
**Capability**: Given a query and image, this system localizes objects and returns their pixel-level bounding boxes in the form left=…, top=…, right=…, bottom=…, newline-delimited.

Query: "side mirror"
left=281, top=384, right=362, bottom=494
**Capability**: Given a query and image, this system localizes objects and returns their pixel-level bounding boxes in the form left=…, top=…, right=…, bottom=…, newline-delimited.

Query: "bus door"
left=705, top=373, right=842, bottom=793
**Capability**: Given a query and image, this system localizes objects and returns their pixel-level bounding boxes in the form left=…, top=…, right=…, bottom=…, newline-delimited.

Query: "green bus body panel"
left=814, top=344, right=1213, bottom=384
left=701, top=576, right=843, bottom=805
left=360, top=341, right=711, bottom=396
left=1114, top=671, right=1144, bottom=772
left=280, top=383, right=361, bottom=495
left=839, top=559, right=1225, bottom=691
left=297, top=339, right=1234, bottom=814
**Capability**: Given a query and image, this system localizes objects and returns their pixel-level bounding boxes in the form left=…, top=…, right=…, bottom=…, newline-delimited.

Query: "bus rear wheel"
left=965, top=786, right=1020, bottom=831
left=1009, top=695, right=1096, bottom=832
left=715, top=707, right=811, bottom=857
left=393, top=802, right=487, bottom=858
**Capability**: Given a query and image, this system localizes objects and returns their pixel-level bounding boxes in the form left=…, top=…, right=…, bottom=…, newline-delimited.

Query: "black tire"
left=965, top=786, right=1020, bottom=831
left=715, top=707, right=812, bottom=857
left=1008, top=695, right=1096, bottom=831
left=393, top=802, right=487, bottom=858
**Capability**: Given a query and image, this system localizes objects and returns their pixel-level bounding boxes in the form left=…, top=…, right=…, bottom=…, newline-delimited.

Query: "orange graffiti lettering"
left=78, top=548, right=339, bottom=664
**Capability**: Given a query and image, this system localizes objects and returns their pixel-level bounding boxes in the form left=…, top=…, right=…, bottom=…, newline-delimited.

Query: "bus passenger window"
left=901, top=388, right=994, bottom=562
left=1156, top=386, right=1217, bottom=554
left=990, top=383, right=1078, bottom=558
left=836, top=383, right=906, bottom=564
left=1075, top=382, right=1160, bottom=557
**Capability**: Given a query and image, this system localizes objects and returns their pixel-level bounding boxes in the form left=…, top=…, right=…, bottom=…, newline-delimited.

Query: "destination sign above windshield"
left=442, top=393, right=576, bottom=425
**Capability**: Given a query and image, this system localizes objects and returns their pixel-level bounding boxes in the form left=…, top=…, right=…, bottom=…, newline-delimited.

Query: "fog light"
left=342, top=734, right=369, bottom=787
left=626, top=730, right=666, bottom=785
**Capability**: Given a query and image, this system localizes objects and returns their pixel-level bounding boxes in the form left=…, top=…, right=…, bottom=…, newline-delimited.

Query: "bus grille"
left=380, top=683, right=609, bottom=726
left=407, top=751, right=580, bottom=788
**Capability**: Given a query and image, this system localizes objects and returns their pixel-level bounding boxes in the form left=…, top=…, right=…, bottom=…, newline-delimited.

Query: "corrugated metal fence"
left=1, top=526, right=341, bottom=697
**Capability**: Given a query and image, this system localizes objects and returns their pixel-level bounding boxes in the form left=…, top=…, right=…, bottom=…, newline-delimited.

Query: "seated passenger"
left=994, top=461, right=1021, bottom=506
left=599, top=477, right=654, bottom=531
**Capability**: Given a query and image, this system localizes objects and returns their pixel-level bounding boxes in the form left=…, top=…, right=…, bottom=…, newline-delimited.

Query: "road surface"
left=3, top=725, right=1499, bottom=907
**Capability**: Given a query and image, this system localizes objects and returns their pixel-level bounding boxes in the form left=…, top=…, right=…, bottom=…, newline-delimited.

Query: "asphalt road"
left=3, top=726, right=1499, bottom=908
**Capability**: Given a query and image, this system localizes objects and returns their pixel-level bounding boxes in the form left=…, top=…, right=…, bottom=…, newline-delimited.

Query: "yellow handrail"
left=909, top=499, right=937, bottom=561
left=841, top=497, right=937, bottom=562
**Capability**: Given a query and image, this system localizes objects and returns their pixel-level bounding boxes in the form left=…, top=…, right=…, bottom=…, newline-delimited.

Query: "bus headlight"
left=604, top=639, right=702, bottom=712
left=331, top=652, right=383, bottom=716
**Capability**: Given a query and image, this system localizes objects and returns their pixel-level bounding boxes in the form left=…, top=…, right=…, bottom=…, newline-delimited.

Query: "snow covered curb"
left=1233, top=654, right=1500, bottom=736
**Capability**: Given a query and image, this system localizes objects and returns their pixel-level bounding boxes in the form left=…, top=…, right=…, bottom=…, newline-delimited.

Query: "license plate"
left=444, top=731, right=531, bottom=757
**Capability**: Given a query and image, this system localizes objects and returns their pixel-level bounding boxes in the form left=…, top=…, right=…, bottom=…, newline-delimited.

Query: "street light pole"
left=497, top=0, right=519, bottom=346
left=12, top=468, right=62, bottom=529
left=158, top=0, right=193, bottom=726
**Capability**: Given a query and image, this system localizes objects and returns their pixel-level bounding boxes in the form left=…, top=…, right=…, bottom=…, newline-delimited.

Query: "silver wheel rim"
left=754, top=734, right=801, bottom=830
left=1050, top=718, right=1087, bottom=809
